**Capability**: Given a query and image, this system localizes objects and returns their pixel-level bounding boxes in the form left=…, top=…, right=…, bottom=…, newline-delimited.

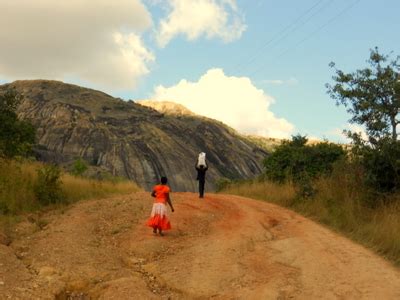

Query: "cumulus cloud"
left=156, top=0, right=246, bottom=47
left=151, top=68, right=294, bottom=138
left=330, top=123, right=368, bottom=142
left=0, top=0, right=154, bottom=90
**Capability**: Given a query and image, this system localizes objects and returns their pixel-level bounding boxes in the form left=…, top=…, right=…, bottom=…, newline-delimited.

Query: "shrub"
left=357, top=139, right=400, bottom=196
left=71, top=158, right=88, bottom=177
left=215, top=177, right=232, bottom=192
left=0, top=201, right=9, bottom=215
left=264, top=135, right=345, bottom=181
left=0, top=158, right=139, bottom=217
left=0, top=89, right=35, bottom=158
left=34, top=164, right=65, bottom=205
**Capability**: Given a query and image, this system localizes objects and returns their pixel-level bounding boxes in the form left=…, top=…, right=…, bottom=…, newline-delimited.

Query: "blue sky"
left=1, top=0, right=399, bottom=141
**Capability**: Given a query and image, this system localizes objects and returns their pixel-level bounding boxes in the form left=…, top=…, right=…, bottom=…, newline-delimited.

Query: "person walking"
left=196, top=152, right=208, bottom=198
left=147, top=176, right=174, bottom=236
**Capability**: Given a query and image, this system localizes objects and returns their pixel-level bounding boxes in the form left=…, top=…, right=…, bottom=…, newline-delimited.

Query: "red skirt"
left=147, top=203, right=171, bottom=230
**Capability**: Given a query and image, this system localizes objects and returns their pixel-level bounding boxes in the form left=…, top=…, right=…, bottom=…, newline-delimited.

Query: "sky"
left=0, top=0, right=399, bottom=141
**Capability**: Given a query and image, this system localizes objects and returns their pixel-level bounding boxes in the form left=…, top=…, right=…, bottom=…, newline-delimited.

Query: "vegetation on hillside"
left=0, top=88, right=139, bottom=224
left=0, top=89, right=35, bottom=158
left=327, top=47, right=400, bottom=195
left=221, top=138, right=400, bottom=265
left=221, top=173, right=400, bottom=266
left=0, top=158, right=140, bottom=216
left=220, top=48, right=400, bottom=265
left=263, top=135, right=345, bottom=196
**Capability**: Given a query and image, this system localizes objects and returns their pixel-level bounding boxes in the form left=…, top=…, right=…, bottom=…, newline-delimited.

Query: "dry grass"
left=62, top=173, right=140, bottom=201
left=0, top=158, right=39, bottom=213
left=350, top=200, right=400, bottom=265
left=0, top=158, right=140, bottom=216
left=223, top=180, right=296, bottom=207
left=221, top=175, right=400, bottom=266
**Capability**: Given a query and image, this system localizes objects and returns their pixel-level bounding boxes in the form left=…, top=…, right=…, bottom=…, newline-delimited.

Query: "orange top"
left=153, top=184, right=170, bottom=204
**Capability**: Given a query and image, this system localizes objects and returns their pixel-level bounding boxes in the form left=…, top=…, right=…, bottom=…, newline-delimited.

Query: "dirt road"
left=1, top=192, right=400, bottom=299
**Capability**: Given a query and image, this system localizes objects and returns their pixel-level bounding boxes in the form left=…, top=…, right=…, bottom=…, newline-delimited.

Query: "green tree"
left=326, top=47, right=400, bottom=144
left=327, top=48, right=400, bottom=194
left=0, top=89, right=35, bottom=157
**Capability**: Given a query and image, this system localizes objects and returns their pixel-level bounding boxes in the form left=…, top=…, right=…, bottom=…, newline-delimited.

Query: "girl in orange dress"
left=147, top=176, right=175, bottom=236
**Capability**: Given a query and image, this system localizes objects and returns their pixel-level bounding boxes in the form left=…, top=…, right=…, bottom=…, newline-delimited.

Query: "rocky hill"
left=1, top=80, right=267, bottom=191
left=138, top=101, right=286, bottom=152
left=137, top=100, right=196, bottom=116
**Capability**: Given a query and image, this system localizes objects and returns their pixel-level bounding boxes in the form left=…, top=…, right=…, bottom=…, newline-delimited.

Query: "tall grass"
left=0, top=158, right=38, bottom=213
left=0, top=158, right=140, bottom=216
left=222, top=180, right=296, bottom=207
left=221, top=170, right=400, bottom=266
left=61, top=173, right=139, bottom=201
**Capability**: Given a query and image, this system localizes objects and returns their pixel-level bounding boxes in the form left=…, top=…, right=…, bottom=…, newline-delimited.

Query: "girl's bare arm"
left=167, top=194, right=175, bottom=212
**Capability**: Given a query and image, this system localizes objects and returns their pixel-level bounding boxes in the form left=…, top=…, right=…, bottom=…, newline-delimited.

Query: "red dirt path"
left=1, top=192, right=400, bottom=299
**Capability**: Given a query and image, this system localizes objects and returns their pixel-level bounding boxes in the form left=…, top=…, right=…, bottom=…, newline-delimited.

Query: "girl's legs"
left=153, top=226, right=164, bottom=236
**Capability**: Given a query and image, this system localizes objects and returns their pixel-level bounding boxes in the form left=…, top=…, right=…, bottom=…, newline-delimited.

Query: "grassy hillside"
left=0, top=158, right=140, bottom=217
left=221, top=176, right=400, bottom=266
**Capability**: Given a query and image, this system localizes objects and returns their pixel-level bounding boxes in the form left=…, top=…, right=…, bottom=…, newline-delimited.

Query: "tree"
left=326, top=47, right=400, bottom=144
left=0, top=89, right=36, bottom=157
left=327, top=48, right=400, bottom=194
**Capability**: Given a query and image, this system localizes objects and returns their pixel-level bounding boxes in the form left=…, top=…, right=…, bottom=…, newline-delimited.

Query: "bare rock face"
left=137, top=100, right=195, bottom=116
left=1, top=80, right=267, bottom=191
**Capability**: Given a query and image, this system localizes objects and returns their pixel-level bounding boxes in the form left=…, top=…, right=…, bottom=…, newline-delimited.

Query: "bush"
left=34, top=164, right=65, bottom=205
left=0, top=158, right=139, bottom=217
left=357, top=139, right=400, bottom=196
left=0, top=89, right=35, bottom=158
left=215, top=177, right=232, bottom=192
left=0, top=201, right=9, bottom=215
left=71, top=158, right=88, bottom=177
left=264, top=135, right=345, bottom=182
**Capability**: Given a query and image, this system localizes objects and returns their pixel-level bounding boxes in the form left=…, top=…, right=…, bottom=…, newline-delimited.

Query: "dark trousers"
left=199, top=179, right=205, bottom=198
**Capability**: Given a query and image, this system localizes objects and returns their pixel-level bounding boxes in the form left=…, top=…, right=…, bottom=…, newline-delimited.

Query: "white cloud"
left=156, top=0, right=246, bottom=47
left=0, top=0, right=154, bottom=90
left=347, top=124, right=368, bottom=140
left=330, top=123, right=368, bottom=143
left=151, top=68, right=294, bottom=138
left=263, top=80, right=285, bottom=85
left=263, top=78, right=299, bottom=86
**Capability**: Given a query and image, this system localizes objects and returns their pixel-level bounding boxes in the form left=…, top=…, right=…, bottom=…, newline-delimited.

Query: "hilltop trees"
left=327, top=48, right=400, bottom=194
